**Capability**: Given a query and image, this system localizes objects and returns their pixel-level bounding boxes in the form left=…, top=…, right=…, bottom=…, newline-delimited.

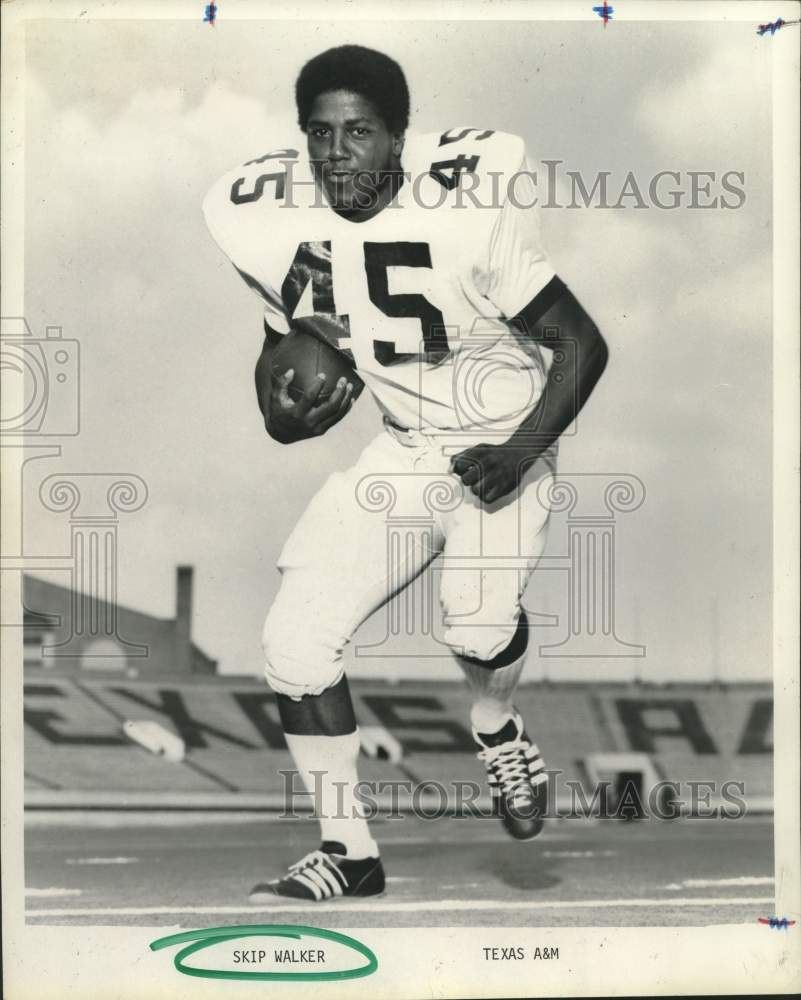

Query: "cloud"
left=634, top=33, right=772, bottom=174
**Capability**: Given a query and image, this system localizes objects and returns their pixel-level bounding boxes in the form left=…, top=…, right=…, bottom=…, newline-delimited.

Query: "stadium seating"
left=23, top=675, right=772, bottom=811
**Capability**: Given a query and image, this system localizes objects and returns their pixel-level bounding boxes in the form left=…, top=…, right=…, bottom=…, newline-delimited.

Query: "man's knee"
left=261, top=595, right=343, bottom=699
left=446, top=612, right=529, bottom=667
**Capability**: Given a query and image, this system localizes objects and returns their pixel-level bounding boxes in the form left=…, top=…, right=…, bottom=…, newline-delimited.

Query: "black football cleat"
left=248, top=841, right=385, bottom=903
left=474, top=712, right=548, bottom=840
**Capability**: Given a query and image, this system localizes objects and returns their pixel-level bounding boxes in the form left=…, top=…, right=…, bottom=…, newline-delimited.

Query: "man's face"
left=306, top=89, right=404, bottom=217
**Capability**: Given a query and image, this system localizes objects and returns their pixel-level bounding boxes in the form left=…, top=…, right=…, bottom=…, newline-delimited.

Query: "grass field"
left=25, top=811, right=774, bottom=929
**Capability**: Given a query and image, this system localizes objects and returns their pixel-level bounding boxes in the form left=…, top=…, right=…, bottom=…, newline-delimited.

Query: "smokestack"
left=175, top=566, right=193, bottom=672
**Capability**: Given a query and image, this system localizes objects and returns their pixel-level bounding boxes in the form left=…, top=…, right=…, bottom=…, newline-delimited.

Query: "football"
left=271, top=327, right=365, bottom=403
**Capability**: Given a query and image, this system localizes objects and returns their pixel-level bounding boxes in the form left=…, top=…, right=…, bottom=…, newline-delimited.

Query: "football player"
left=204, top=45, right=608, bottom=902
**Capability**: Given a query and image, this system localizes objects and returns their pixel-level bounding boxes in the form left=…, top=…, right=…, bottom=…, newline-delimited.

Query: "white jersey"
left=203, top=127, right=556, bottom=432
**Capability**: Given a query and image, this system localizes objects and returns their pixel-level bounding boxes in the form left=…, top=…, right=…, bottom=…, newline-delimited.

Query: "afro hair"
left=295, top=45, right=410, bottom=134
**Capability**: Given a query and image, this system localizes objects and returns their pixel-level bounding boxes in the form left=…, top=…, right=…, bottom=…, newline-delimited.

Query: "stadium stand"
left=23, top=674, right=772, bottom=813
left=21, top=570, right=772, bottom=814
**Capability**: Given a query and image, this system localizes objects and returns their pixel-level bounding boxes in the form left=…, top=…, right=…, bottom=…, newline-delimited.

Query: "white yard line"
left=376, top=832, right=577, bottom=845
left=25, top=888, right=83, bottom=897
left=26, top=895, right=773, bottom=917
left=665, top=876, right=774, bottom=890
left=65, top=857, right=139, bottom=865
left=542, top=850, right=616, bottom=858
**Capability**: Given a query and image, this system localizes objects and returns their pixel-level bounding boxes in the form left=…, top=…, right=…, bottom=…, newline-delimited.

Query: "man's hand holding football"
left=268, top=369, right=354, bottom=443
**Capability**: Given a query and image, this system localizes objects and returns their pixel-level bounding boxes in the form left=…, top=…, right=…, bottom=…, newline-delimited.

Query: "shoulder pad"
left=202, top=146, right=306, bottom=256
left=204, top=146, right=301, bottom=220
left=409, top=127, right=526, bottom=185
left=206, top=147, right=302, bottom=212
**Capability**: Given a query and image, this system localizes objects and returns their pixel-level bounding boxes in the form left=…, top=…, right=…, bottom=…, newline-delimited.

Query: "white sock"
left=285, top=730, right=379, bottom=859
left=457, top=656, right=525, bottom=734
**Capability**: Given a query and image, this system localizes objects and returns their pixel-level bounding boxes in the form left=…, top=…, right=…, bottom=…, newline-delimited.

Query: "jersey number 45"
left=281, top=240, right=450, bottom=366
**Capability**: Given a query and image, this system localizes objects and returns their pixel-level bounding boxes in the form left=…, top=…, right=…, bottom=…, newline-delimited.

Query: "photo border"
left=2, top=1, right=798, bottom=997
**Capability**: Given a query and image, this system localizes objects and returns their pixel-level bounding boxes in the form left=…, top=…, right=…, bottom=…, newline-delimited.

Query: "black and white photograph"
left=2, top=1, right=799, bottom=997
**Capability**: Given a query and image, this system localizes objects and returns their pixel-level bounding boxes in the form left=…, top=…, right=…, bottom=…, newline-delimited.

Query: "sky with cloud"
left=22, top=16, right=774, bottom=681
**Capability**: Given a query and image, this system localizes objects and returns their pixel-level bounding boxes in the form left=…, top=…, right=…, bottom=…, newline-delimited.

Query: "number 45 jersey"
left=203, top=127, right=557, bottom=433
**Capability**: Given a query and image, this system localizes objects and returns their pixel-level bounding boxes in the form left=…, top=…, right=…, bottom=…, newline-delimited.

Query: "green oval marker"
left=149, top=924, right=378, bottom=982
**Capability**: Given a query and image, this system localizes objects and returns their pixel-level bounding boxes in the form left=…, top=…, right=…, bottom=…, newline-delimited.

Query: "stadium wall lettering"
left=23, top=681, right=772, bottom=757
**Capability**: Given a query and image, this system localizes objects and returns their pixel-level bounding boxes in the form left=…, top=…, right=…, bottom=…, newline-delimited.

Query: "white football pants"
left=262, top=423, right=554, bottom=698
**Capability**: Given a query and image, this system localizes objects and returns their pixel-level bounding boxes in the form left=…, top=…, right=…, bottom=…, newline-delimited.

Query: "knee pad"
left=276, top=675, right=357, bottom=737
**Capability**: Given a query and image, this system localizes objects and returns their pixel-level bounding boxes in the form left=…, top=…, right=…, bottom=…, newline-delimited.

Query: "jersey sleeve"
left=202, top=167, right=291, bottom=339
left=484, top=153, right=557, bottom=320
left=231, top=262, right=291, bottom=340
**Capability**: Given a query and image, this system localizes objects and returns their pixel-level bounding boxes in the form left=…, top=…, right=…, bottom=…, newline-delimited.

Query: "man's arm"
left=254, top=336, right=276, bottom=425
left=451, top=283, right=608, bottom=504
left=508, top=285, right=608, bottom=453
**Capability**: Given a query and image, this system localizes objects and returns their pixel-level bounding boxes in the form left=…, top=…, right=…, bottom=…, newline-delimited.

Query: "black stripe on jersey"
left=276, top=675, right=358, bottom=737
left=510, top=275, right=568, bottom=334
